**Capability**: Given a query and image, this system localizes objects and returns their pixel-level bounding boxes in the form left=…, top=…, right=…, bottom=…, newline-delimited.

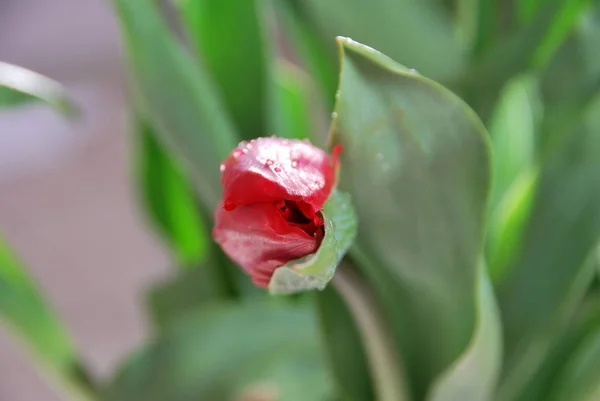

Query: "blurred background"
left=0, top=1, right=168, bottom=399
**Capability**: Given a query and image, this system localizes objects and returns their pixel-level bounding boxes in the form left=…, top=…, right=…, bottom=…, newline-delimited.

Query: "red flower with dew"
left=213, top=137, right=341, bottom=288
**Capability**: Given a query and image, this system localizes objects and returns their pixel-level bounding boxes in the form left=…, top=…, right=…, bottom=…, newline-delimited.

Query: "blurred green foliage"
left=2, top=0, right=600, bottom=400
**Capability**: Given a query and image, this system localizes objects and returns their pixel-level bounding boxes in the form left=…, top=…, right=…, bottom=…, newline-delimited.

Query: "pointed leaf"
left=330, top=37, right=491, bottom=397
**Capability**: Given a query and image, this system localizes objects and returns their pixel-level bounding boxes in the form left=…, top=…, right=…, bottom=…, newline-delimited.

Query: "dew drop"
left=265, top=159, right=274, bottom=166
left=274, top=167, right=282, bottom=173
left=291, top=160, right=298, bottom=168
left=242, top=148, right=249, bottom=154
left=246, top=142, right=253, bottom=149
left=220, top=163, right=226, bottom=172
left=331, top=111, right=338, bottom=119
left=409, top=68, right=418, bottom=74
left=232, top=149, right=243, bottom=158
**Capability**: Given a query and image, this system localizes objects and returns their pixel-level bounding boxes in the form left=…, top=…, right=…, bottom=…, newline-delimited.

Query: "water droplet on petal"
left=242, top=148, right=249, bottom=154
left=224, top=201, right=236, bottom=211
left=274, top=167, right=282, bottom=173
left=246, top=142, right=253, bottom=149
left=291, top=160, right=298, bottom=168
left=220, top=163, right=226, bottom=172
left=232, top=149, right=243, bottom=158
left=265, top=159, right=274, bottom=166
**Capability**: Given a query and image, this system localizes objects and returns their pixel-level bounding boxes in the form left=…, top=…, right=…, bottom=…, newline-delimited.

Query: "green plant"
left=2, top=0, right=600, bottom=400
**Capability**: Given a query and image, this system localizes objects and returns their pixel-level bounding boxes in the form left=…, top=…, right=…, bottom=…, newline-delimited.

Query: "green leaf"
left=269, top=190, right=358, bottom=294
left=316, top=285, right=374, bottom=401
left=496, top=91, right=600, bottom=401
left=147, top=256, right=236, bottom=330
left=0, top=236, right=93, bottom=400
left=298, top=0, right=466, bottom=83
left=135, top=116, right=210, bottom=266
left=111, top=0, right=239, bottom=211
left=330, top=37, right=491, bottom=398
left=0, top=62, right=78, bottom=116
left=466, top=0, right=589, bottom=122
left=104, top=301, right=334, bottom=401
left=427, top=266, right=502, bottom=401
left=274, top=0, right=338, bottom=106
left=549, top=298, right=600, bottom=401
left=487, top=74, right=540, bottom=211
left=270, top=60, right=313, bottom=140
left=487, top=167, right=538, bottom=282
left=177, top=0, right=268, bottom=141
left=485, top=74, right=541, bottom=281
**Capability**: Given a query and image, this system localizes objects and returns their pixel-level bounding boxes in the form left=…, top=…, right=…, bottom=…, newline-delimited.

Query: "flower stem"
left=332, top=265, right=410, bottom=401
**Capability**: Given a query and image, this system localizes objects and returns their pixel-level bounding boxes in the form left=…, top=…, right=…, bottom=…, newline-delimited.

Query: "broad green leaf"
left=0, top=62, right=78, bottom=116
left=111, top=0, right=238, bottom=211
left=316, top=285, right=374, bottom=401
left=427, top=266, right=502, bottom=401
left=104, top=301, right=334, bottom=401
left=135, top=117, right=210, bottom=266
left=177, top=0, right=268, bottom=141
left=269, top=190, right=358, bottom=294
left=497, top=93, right=600, bottom=401
left=0, top=236, right=93, bottom=400
left=298, top=0, right=467, bottom=83
left=270, top=60, right=313, bottom=140
left=330, top=37, right=491, bottom=398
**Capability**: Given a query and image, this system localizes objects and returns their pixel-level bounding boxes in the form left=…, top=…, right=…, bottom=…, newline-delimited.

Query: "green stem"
left=332, top=266, right=410, bottom=401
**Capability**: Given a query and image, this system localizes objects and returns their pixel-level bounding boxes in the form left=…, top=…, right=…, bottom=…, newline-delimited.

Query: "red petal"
left=213, top=201, right=320, bottom=288
left=220, top=138, right=339, bottom=214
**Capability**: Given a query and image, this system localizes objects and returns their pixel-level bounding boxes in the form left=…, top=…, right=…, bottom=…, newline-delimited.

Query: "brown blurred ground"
left=0, top=1, right=169, bottom=399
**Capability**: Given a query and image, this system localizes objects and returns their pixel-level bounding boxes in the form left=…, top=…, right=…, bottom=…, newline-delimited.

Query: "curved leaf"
left=0, top=62, right=78, bottom=116
left=427, top=266, right=502, bottom=401
left=269, top=190, right=357, bottom=294
left=330, top=37, right=491, bottom=397
left=104, top=301, right=334, bottom=401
